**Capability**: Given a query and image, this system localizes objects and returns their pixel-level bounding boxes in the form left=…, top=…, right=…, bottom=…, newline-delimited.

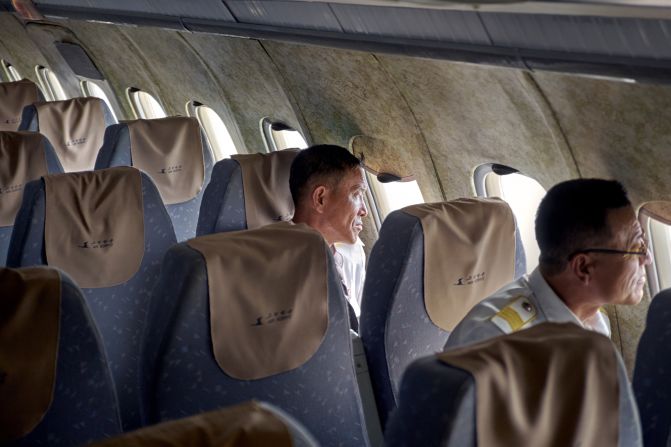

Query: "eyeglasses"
left=568, top=240, right=649, bottom=260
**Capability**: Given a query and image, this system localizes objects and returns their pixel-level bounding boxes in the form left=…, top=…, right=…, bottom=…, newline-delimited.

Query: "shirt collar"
left=528, top=267, right=582, bottom=326
left=527, top=267, right=610, bottom=337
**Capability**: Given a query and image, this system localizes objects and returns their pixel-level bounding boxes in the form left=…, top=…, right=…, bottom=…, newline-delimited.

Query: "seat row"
left=2, top=262, right=644, bottom=446
left=2, top=78, right=667, bottom=446
left=0, top=78, right=214, bottom=244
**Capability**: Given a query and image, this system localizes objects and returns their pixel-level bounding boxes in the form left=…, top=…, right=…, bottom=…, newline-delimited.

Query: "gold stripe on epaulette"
left=497, top=306, right=525, bottom=331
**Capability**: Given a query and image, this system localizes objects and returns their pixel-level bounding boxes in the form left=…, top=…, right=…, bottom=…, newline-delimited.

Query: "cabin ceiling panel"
left=64, top=19, right=161, bottom=119
left=532, top=72, right=671, bottom=206
left=260, top=40, right=444, bottom=204
left=109, top=26, right=216, bottom=116
left=373, top=55, right=578, bottom=199
left=0, top=14, right=48, bottom=84
left=330, top=4, right=490, bottom=45
left=181, top=32, right=306, bottom=154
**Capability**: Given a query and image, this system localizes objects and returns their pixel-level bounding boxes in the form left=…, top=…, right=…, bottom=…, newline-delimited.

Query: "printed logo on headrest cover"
left=454, top=272, right=486, bottom=286
left=157, top=165, right=183, bottom=175
left=251, top=308, right=293, bottom=327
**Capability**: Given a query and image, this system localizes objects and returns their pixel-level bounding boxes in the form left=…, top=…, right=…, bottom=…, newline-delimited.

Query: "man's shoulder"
left=444, top=278, right=538, bottom=350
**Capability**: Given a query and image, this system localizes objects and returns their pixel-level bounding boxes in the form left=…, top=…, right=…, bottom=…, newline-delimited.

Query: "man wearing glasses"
left=445, top=178, right=651, bottom=350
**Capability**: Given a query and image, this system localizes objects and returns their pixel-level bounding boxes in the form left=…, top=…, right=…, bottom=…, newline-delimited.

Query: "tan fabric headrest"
left=350, top=135, right=414, bottom=179
left=126, top=117, right=205, bottom=205
left=0, top=80, right=39, bottom=131
left=44, top=167, right=144, bottom=288
left=88, top=401, right=293, bottom=447
left=0, top=267, right=60, bottom=443
left=639, top=201, right=671, bottom=226
left=403, top=198, right=516, bottom=331
left=36, top=97, right=106, bottom=172
left=232, top=150, right=298, bottom=229
left=439, top=322, right=619, bottom=447
left=0, top=132, right=48, bottom=227
left=187, top=222, right=328, bottom=380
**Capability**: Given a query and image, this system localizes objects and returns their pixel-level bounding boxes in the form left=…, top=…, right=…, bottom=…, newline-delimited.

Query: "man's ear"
left=569, top=254, right=594, bottom=285
left=311, top=185, right=328, bottom=213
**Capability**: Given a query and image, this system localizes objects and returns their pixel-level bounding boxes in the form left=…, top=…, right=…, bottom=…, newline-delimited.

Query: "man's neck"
left=542, top=271, right=601, bottom=322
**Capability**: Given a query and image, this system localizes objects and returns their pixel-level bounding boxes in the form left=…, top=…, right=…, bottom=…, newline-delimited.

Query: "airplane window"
left=367, top=173, right=424, bottom=225
left=186, top=101, right=238, bottom=161
left=260, top=117, right=308, bottom=152
left=474, top=163, right=546, bottom=273
left=127, top=87, right=167, bottom=119
left=80, top=80, right=118, bottom=122
left=638, top=202, right=671, bottom=297
left=35, top=65, right=68, bottom=101
left=1, top=59, right=22, bottom=82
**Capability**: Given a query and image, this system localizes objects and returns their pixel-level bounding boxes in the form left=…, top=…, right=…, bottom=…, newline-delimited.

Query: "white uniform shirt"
left=444, top=267, right=611, bottom=350
left=333, top=238, right=366, bottom=317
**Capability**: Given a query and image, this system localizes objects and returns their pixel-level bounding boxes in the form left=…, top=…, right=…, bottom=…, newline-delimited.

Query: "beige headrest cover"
left=0, top=132, right=48, bottom=227
left=89, top=401, right=293, bottom=447
left=126, top=117, right=205, bottom=205
left=0, top=267, right=60, bottom=443
left=639, top=201, right=671, bottom=226
left=44, top=167, right=144, bottom=288
left=403, top=198, right=516, bottom=331
left=350, top=135, right=413, bottom=178
left=36, top=97, right=106, bottom=172
left=232, top=150, right=298, bottom=229
left=187, top=222, right=328, bottom=380
left=439, top=322, right=619, bottom=447
left=0, top=80, right=39, bottom=131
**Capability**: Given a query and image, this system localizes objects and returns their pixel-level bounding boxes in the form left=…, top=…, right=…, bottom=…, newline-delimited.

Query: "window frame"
left=80, top=79, right=119, bottom=122
left=260, top=117, right=309, bottom=152
left=35, top=65, right=68, bottom=101
left=473, top=163, right=547, bottom=274
left=186, top=100, right=239, bottom=161
left=1, top=59, right=22, bottom=82
left=126, top=87, right=167, bottom=120
left=638, top=203, right=671, bottom=297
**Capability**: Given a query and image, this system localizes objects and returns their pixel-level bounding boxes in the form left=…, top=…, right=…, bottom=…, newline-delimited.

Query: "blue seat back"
left=4, top=267, right=122, bottom=446
left=0, top=133, right=63, bottom=266
left=634, top=288, right=671, bottom=446
left=196, top=158, right=246, bottom=235
left=141, top=242, right=369, bottom=447
left=95, top=120, right=214, bottom=242
left=6, top=172, right=176, bottom=431
left=387, top=334, right=642, bottom=447
left=360, top=206, right=526, bottom=427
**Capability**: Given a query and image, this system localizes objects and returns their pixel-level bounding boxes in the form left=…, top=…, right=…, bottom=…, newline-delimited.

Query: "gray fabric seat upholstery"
left=0, top=133, right=63, bottom=266
left=95, top=121, right=214, bottom=241
left=633, top=289, right=671, bottom=447
left=141, top=241, right=370, bottom=447
left=6, top=172, right=177, bottom=432
left=386, top=342, right=642, bottom=446
left=359, top=208, right=526, bottom=428
left=195, top=158, right=252, bottom=235
left=5, top=267, right=122, bottom=446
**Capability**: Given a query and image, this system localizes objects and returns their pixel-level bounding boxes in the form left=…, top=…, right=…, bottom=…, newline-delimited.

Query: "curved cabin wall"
left=1, top=11, right=667, bottom=371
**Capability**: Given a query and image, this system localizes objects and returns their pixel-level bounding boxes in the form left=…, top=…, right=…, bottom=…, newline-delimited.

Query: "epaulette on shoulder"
left=490, top=296, right=537, bottom=334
